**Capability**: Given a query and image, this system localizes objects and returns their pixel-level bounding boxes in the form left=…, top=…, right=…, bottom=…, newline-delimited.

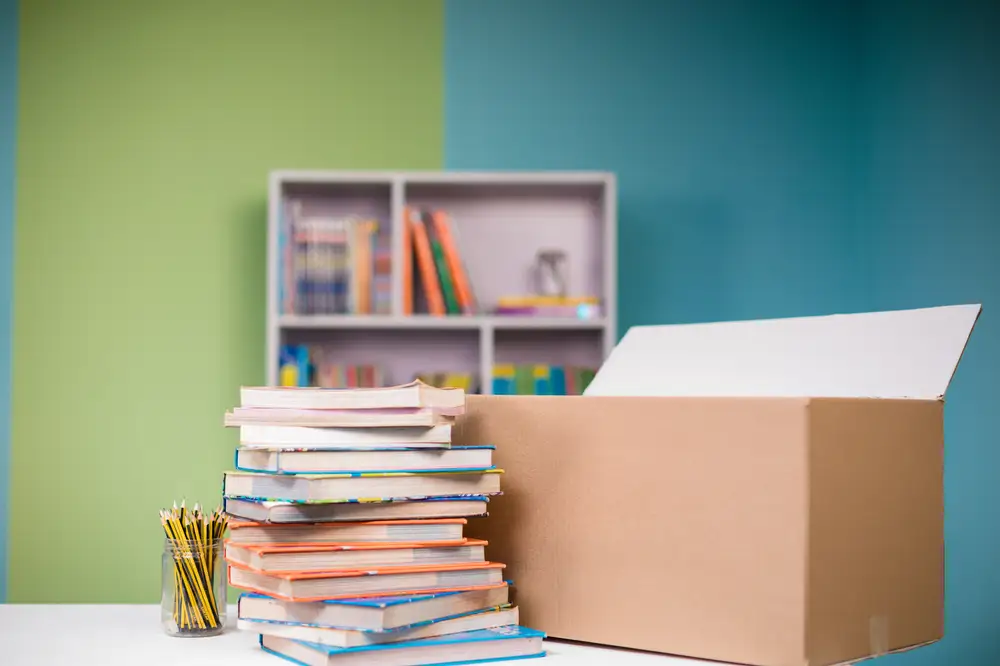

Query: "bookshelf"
left=266, top=171, right=617, bottom=394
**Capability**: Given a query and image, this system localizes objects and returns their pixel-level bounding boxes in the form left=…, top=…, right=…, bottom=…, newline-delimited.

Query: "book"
left=223, top=497, right=490, bottom=524
left=407, top=206, right=446, bottom=315
left=496, top=295, right=599, bottom=308
left=259, top=625, right=545, bottom=666
left=242, top=605, right=517, bottom=649
left=223, top=469, right=503, bottom=503
left=224, top=407, right=456, bottom=429
left=237, top=585, right=510, bottom=632
left=229, top=561, right=506, bottom=601
left=423, top=210, right=461, bottom=315
left=241, top=380, right=465, bottom=413
left=224, top=539, right=487, bottom=573
left=238, top=424, right=453, bottom=450
left=428, top=210, right=476, bottom=315
left=227, top=518, right=467, bottom=546
left=235, top=446, right=494, bottom=475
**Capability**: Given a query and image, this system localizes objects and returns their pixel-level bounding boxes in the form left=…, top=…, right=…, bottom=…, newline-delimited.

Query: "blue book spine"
left=532, top=365, right=552, bottom=395
left=550, top=366, right=566, bottom=395
left=295, top=345, right=310, bottom=387
left=491, top=376, right=511, bottom=395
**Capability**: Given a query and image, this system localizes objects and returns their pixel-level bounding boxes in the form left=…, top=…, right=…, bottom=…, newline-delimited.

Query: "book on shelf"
left=492, top=363, right=597, bottom=395
left=242, top=604, right=517, bottom=649
left=277, top=348, right=481, bottom=396
left=244, top=379, right=465, bottom=412
left=279, top=345, right=383, bottom=389
left=494, top=295, right=603, bottom=320
left=238, top=586, right=510, bottom=633
left=278, top=200, right=391, bottom=316
left=260, top=625, right=545, bottom=666
left=405, top=206, right=478, bottom=316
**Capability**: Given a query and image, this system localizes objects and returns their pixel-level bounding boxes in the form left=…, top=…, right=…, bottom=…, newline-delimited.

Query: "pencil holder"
left=161, top=537, right=227, bottom=637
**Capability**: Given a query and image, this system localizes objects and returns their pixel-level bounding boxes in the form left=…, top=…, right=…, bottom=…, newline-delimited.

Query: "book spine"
left=424, top=212, right=460, bottom=315
left=533, top=365, right=552, bottom=395
left=550, top=366, right=567, bottom=395
left=372, top=222, right=392, bottom=315
left=408, top=208, right=445, bottom=315
left=430, top=210, right=476, bottom=314
left=492, top=364, right=515, bottom=395
left=402, top=207, right=414, bottom=315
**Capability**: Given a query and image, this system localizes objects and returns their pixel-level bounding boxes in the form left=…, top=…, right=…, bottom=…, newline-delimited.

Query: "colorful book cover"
left=260, top=625, right=546, bottom=663
left=408, top=208, right=445, bottom=315
left=513, top=366, right=533, bottom=395
left=430, top=210, right=476, bottom=314
left=423, top=210, right=461, bottom=315
left=491, top=365, right=515, bottom=396
left=549, top=366, right=567, bottom=395
left=227, top=495, right=491, bottom=508
left=239, top=587, right=507, bottom=611
left=532, top=365, right=552, bottom=395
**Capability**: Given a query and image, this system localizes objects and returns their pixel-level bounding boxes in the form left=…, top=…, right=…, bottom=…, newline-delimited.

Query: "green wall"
left=9, top=0, right=443, bottom=602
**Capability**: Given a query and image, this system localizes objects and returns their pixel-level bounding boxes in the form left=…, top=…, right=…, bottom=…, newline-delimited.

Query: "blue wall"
left=862, top=1, right=1000, bottom=663
left=446, top=0, right=999, bottom=662
left=445, top=0, right=867, bottom=330
left=0, top=0, right=17, bottom=603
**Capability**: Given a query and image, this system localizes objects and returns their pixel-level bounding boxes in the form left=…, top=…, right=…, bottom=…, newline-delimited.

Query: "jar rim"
left=163, top=537, right=224, bottom=547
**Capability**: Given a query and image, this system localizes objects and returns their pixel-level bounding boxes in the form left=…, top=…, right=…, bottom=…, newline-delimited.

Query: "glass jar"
left=161, top=538, right=227, bottom=636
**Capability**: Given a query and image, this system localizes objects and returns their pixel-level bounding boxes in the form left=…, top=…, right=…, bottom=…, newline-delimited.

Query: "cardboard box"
left=455, top=304, right=981, bottom=666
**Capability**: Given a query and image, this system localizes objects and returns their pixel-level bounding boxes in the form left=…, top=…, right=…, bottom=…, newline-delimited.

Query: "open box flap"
left=585, top=304, right=981, bottom=399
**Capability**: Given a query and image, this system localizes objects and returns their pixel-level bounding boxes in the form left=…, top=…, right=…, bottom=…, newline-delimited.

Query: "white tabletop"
left=0, top=604, right=704, bottom=665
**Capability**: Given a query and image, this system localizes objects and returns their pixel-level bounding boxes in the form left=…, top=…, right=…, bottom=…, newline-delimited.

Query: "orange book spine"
left=402, top=207, right=414, bottom=315
left=408, top=209, right=446, bottom=315
left=354, top=220, right=373, bottom=314
left=430, top=210, right=475, bottom=314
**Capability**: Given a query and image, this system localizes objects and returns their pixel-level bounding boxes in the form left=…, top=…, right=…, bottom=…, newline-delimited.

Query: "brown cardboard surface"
left=457, top=395, right=811, bottom=666
left=806, top=398, right=943, bottom=665
left=456, top=394, right=945, bottom=666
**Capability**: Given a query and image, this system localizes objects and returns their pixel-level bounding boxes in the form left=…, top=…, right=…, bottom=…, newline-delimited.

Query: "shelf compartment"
left=280, top=327, right=481, bottom=391
left=275, top=178, right=393, bottom=317
left=403, top=181, right=609, bottom=315
left=491, top=328, right=603, bottom=395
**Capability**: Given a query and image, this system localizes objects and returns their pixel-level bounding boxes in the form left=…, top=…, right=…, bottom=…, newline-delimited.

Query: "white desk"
left=0, top=604, right=705, bottom=665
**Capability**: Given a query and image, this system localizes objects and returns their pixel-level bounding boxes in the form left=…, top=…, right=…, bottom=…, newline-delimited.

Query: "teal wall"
left=860, top=1, right=1000, bottom=663
left=445, top=0, right=866, bottom=329
left=0, top=0, right=18, bottom=602
left=445, top=0, right=999, bottom=663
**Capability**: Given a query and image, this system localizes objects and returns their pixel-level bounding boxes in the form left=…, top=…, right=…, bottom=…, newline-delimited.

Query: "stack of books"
left=222, top=380, right=545, bottom=665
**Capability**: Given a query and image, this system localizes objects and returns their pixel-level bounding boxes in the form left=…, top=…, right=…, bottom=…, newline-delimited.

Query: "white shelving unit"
left=266, top=170, right=618, bottom=393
